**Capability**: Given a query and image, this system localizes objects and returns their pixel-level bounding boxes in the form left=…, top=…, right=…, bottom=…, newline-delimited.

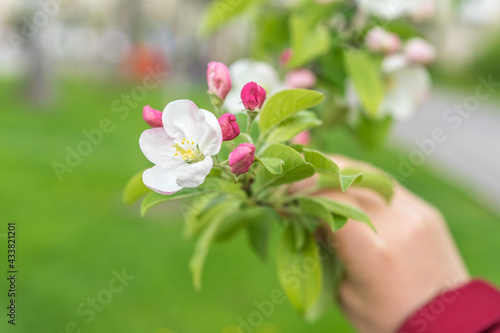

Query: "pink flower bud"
left=229, top=143, right=255, bottom=175
left=142, top=105, right=163, bottom=127
left=280, top=48, right=293, bottom=67
left=218, top=113, right=240, bottom=141
left=285, top=69, right=317, bottom=89
left=405, top=38, right=436, bottom=65
left=207, top=62, right=232, bottom=101
left=366, top=27, right=401, bottom=54
left=291, top=130, right=311, bottom=146
left=241, top=82, right=267, bottom=112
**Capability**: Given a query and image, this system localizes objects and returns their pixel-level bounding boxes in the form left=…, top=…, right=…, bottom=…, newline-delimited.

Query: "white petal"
left=162, top=99, right=206, bottom=143
left=139, top=128, right=176, bottom=165
left=143, top=161, right=187, bottom=194
left=176, top=157, right=213, bottom=188
left=382, top=54, right=409, bottom=73
left=198, top=109, right=222, bottom=156
left=380, top=66, right=431, bottom=120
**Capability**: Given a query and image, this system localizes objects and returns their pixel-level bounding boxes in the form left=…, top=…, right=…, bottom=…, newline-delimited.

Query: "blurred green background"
left=2, top=0, right=500, bottom=332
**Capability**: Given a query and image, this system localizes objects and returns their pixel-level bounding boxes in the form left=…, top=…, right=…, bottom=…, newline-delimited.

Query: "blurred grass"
left=0, top=78, right=499, bottom=333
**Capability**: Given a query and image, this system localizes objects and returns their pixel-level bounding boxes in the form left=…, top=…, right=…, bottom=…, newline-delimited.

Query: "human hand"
left=302, top=157, right=470, bottom=333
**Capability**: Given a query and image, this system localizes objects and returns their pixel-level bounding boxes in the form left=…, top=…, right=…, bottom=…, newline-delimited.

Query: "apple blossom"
left=225, top=59, right=284, bottom=113
left=207, top=62, right=232, bottom=102
left=365, top=27, right=401, bottom=54
left=356, top=0, right=437, bottom=20
left=405, top=38, right=436, bottom=65
left=139, top=100, right=223, bottom=194
left=285, top=69, right=317, bottom=89
left=241, top=82, right=267, bottom=112
left=142, top=105, right=163, bottom=128
left=346, top=54, right=431, bottom=120
left=378, top=54, right=431, bottom=120
left=229, top=143, right=256, bottom=175
left=218, top=113, right=240, bottom=141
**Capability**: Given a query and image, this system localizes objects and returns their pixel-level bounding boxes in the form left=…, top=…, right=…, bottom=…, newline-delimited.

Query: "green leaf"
left=357, top=113, right=393, bottom=149
left=317, top=168, right=395, bottom=203
left=255, top=156, right=284, bottom=175
left=200, top=0, right=264, bottom=35
left=288, top=13, right=330, bottom=68
left=215, top=206, right=274, bottom=242
left=343, top=48, right=384, bottom=118
left=259, top=89, right=324, bottom=134
left=140, top=188, right=213, bottom=217
left=266, top=111, right=322, bottom=145
left=313, top=197, right=376, bottom=232
left=305, top=228, right=344, bottom=321
left=303, top=149, right=363, bottom=192
left=299, top=197, right=334, bottom=229
left=123, top=169, right=150, bottom=204
left=184, top=193, right=222, bottom=239
left=341, top=168, right=395, bottom=202
left=277, top=226, right=322, bottom=315
left=247, top=207, right=278, bottom=261
left=332, top=215, right=348, bottom=231
left=339, top=173, right=364, bottom=192
left=189, top=201, right=240, bottom=290
left=299, top=198, right=351, bottom=232
left=259, top=144, right=315, bottom=188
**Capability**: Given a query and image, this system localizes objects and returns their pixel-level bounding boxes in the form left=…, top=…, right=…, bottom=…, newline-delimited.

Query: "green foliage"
left=201, top=0, right=265, bottom=35
left=343, top=48, right=385, bottom=118
left=141, top=188, right=214, bottom=216
left=357, top=113, right=393, bottom=149
left=305, top=228, right=344, bottom=321
left=246, top=207, right=278, bottom=261
left=123, top=169, right=150, bottom=204
left=276, top=225, right=323, bottom=315
left=299, top=197, right=334, bottom=228
left=259, top=89, right=325, bottom=134
left=190, top=199, right=242, bottom=290
left=319, top=168, right=395, bottom=202
left=288, top=12, right=330, bottom=68
left=253, top=11, right=290, bottom=59
left=259, top=144, right=316, bottom=188
left=255, top=156, right=285, bottom=175
left=313, top=197, right=376, bottom=232
left=303, top=149, right=363, bottom=192
left=266, top=111, right=322, bottom=145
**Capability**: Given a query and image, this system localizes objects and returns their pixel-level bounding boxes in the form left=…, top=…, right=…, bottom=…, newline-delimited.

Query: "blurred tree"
left=19, top=0, right=53, bottom=106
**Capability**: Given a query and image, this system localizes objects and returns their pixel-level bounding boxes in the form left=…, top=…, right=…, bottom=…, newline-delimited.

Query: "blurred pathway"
left=391, top=89, right=500, bottom=215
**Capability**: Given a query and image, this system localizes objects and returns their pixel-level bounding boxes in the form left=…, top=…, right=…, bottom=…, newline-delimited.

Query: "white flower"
left=356, top=0, right=436, bottom=20
left=379, top=54, right=431, bottom=120
left=347, top=54, right=431, bottom=121
left=139, top=100, right=222, bottom=194
left=224, top=59, right=285, bottom=114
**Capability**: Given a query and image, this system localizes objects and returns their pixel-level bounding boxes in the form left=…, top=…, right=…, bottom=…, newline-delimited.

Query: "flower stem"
left=246, top=112, right=257, bottom=134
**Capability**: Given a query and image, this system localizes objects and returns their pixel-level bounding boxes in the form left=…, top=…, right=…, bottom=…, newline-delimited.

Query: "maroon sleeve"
left=398, top=280, right=500, bottom=333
